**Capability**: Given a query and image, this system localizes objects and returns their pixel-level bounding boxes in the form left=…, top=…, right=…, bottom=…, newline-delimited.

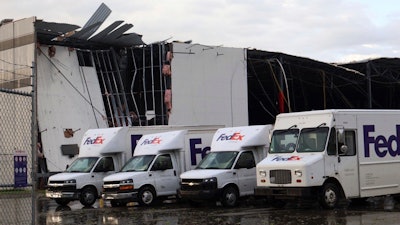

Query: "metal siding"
left=169, top=43, right=248, bottom=127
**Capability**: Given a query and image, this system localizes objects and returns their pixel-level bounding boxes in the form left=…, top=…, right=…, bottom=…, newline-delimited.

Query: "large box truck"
left=179, top=125, right=272, bottom=207
left=255, top=109, right=400, bottom=209
left=46, top=125, right=220, bottom=206
left=102, top=128, right=217, bottom=206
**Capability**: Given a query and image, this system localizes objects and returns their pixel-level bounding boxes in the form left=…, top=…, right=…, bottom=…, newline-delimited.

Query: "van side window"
left=152, top=154, right=173, bottom=171
left=339, top=131, right=356, bottom=156
left=327, top=127, right=336, bottom=155
left=235, top=151, right=255, bottom=169
left=94, top=157, right=114, bottom=172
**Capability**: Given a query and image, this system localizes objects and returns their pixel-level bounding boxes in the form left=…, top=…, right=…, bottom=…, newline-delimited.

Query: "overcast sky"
left=1, top=0, right=399, bottom=63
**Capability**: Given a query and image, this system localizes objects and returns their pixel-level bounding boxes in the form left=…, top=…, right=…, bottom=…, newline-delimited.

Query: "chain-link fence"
left=0, top=89, right=35, bottom=225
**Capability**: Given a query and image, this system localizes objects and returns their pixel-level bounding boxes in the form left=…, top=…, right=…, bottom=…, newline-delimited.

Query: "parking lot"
left=37, top=195, right=400, bottom=225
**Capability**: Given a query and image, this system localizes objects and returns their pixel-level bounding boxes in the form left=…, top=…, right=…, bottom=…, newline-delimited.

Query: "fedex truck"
left=102, top=128, right=217, bottom=206
left=46, top=125, right=220, bottom=207
left=179, top=125, right=272, bottom=207
left=255, top=109, right=400, bottom=209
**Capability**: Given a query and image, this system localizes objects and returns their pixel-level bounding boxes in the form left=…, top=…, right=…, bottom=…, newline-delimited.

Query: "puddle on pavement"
left=39, top=196, right=400, bottom=225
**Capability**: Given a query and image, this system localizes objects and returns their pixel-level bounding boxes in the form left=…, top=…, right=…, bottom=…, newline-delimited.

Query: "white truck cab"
left=255, top=109, right=400, bottom=209
left=102, top=128, right=217, bottom=206
left=179, top=125, right=272, bottom=207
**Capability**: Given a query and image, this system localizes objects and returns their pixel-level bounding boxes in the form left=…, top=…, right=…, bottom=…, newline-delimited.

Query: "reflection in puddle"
left=38, top=196, right=400, bottom=225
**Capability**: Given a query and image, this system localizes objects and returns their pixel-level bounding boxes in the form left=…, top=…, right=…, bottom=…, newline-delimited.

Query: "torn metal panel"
left=78, top=2, right=111, bottom=40
left=102, top=23, right=134, bottom=42
left=114, top=33, right=145, bottom=46
left=35, top=21, right=80, bottom=46
left=89, top=20, right=124, bottom=41
left=69, top=22, right=102, bottom=39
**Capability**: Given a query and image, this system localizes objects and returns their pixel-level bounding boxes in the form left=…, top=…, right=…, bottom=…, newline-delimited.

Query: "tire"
left=79, top=186, right=98, bottom=207
left=319, top=183, right=340, bottom=209
left=221, top=186, right=239, bottom=207
left=55, top=198, right=70, bottom=206
left=138, top=186, right=156, bottom=206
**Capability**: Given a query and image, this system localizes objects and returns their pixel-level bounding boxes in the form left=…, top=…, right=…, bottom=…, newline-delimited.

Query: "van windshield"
left=66, top=157, right=98, bottom=173
left=269, top=127, right=329, bottom=153
left=120, top=155, right=155, bottom=172
left=196, top=151, right=238, bottom=169
left=269, top=129, right=299, bottom=153
left=297, top=127, right=329, bottom=152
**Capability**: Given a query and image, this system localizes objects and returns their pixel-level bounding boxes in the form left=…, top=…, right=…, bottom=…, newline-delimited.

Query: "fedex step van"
left=46, top=125, right=220, bottom=207
left=102, top=128, right=217, bottom=207
left=255, top=109, right=400, bottom=209
left=179, top=125, right=273, bottom=207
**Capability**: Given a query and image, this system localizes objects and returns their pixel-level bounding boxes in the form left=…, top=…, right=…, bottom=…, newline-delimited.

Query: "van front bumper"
left=102, top=191, right=138, bottom=200
left=178, top=189, right=221, bottom=201
left=45, top=190, right=79, bottom=199
left=254, top=186, right=315, bottom=198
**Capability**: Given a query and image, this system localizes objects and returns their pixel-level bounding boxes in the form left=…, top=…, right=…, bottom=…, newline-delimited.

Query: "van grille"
left=270, top=170, right=291, bottom=184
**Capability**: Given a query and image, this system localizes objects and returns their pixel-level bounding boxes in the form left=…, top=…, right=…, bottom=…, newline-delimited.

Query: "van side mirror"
left=337, top=128, right=345, bottom=144
left=339, top=145, right=348, bottom=155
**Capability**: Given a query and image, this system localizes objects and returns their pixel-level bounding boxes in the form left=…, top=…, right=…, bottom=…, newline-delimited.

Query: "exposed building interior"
left=3, top=3, right=400, bottom=128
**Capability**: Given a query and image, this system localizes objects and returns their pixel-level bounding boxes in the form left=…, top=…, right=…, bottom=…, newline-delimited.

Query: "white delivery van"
left=255, top=109, right=400, bottom=209
left=46, top=125, right=220, bottom=207
left=102, top=128, right=217, bottom=206
left=179, top=125, right=272, bottom=207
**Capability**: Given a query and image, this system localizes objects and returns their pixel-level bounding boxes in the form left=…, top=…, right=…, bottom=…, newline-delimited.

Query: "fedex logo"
left=364, top=125, right=400, bottom=158
left=131, top=135, right=210, bottom=166
left=83, top=136, right=105, bottom=145
left=140, top=137, right=162, bottom=145
left=216, top=132, right=245, bottom=141
left=272, top=156, right=301, bottom=161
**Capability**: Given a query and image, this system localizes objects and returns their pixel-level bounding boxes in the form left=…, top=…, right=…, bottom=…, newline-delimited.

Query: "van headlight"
left=259, top=170, right=267, bottom=177
left=203, top=177, right=217, bottom=183
left=65, top=179, right=76, bottom=184
left=120, top=179, right=134, bottom=191
left=294, top=169, right=302, bottom=177
left=120, top=179, right=133, bottom=184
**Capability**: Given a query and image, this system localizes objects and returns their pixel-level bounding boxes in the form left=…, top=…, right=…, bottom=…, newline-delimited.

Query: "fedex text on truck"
left=363, top=124, right=400, bottom=158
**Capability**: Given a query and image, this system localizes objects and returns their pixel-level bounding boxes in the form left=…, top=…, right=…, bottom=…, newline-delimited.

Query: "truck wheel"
left=79, top=186, right=98, bottom=207
left=221, top=186, right=239, bottom=207
left=55, top=198, right=70, bottom=206
left=138, top=186, right=156, bottom=206
left=319, top=183, right=340, bottom=209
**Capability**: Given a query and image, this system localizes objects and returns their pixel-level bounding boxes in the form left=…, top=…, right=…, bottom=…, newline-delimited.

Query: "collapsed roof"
left=35, top=3, right=145, bottom=49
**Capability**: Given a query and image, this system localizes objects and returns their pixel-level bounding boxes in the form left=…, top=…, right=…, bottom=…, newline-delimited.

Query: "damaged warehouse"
left=1, top=3, right=400, bottom=172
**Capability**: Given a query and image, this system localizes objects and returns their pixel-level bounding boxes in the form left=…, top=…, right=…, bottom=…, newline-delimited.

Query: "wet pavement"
left=36, top=195, right=400, bottom=225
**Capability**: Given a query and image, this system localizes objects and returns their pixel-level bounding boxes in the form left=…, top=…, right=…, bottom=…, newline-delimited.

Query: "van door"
left=234, top=151, right=256, bottom=196
left=337, top=130, right=359, bottom=197
left=150, top=154, right=179, bottom=196
left=91, top=157, right=116, bottom=193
